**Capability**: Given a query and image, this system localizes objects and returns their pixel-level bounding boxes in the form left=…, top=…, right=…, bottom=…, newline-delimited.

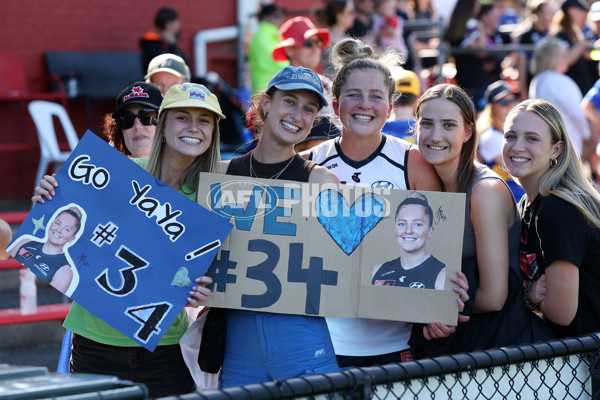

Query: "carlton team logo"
left=122, top=86, right=150, bottom=102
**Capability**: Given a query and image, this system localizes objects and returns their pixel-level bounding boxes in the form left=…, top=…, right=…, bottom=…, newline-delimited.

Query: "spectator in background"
left=588, top=1, right=600, bottom=41
left=529, top=36, right=590, bottom=156
left=477, top=80, right=525, bottom=200
left=514, top=0, right=555, bottom=99
left=0, top=218, right=12, bottom=261
left=580, top=70, right=600, bottom=184
left=271, top=16, right=342, bottom=151
left=395, top=0, right=437, bottom=74
left=249, top=4, right=289, bottom=93
left=272, top=17, right=330, bottom=74
left=104, top=82, right=163, bottom=159
left=320, top=0, right=356, bottom=46
left=383, top=66, right=420, bottom=143
left=145, top=53, right=190, bottom=96
left=495, top=0, right=521, bottom=27
left=319, top=0, right=356, bottom=78
left=140, top=7, right=189, bottom=74
left=347, top=0, right=375, bottom=39
left=550, top=0, right=596, bottom=95
left=454, top=2, right=513, bottom=111
left=372, top=0, right=409, bottom=59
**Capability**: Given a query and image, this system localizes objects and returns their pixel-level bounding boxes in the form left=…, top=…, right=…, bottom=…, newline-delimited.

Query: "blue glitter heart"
left=315, top=190, right=386, bottom=255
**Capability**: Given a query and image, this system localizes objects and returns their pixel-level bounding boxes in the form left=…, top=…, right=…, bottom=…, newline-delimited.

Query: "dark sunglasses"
left=117, top=109, right=158, bottom=130
left=496, top=98, right=518, bottom=106
left=303, top=38, right=323, bottom=48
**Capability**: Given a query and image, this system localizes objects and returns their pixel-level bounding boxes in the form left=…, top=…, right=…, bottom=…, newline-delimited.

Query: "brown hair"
left=415, top=84, right=477, bottom=194
left=103, top=114, right=130, bottom=156
left=329, top=37, right=401, bottom=104
left=58, top=206, right=83, bottom=235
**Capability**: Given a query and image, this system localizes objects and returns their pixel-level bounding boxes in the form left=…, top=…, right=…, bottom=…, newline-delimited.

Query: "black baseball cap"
left=112, top=81, right=163, bottom=117
left=485, top=80, right=519, bottom=104
left=561, top=0, right=590, bottom=12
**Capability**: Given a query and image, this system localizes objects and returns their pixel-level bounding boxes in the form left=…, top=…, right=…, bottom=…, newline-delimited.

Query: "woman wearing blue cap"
left=219, top=65, right=340, bottom=388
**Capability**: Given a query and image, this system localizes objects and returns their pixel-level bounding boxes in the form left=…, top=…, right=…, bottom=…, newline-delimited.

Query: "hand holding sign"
left=198, top=173, right=466, bottom=325
left=8, top=132, right=233, bottom=351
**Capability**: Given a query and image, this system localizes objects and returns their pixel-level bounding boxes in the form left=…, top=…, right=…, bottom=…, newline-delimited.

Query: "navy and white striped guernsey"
left=308, top=134, right=414, bottom=357
left=309, top=134, right=411, bottom=190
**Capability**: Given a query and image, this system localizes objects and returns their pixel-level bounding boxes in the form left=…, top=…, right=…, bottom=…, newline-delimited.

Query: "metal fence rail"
left=172, top=333, right=600, bottom=400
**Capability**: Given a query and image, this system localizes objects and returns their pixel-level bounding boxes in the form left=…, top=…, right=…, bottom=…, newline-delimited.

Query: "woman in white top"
left=529, top=36, right=590, bottom=155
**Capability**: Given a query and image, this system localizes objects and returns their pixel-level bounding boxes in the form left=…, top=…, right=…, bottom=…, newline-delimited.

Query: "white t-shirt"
left=478, top=126, right=503, bottom=165
left=529, top=70, right=590, bottom=155
left=309, top=135, right=413, bottom=356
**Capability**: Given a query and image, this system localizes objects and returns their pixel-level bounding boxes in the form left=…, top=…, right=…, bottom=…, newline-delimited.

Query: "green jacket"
left=249, top=21, right=289, bottom=93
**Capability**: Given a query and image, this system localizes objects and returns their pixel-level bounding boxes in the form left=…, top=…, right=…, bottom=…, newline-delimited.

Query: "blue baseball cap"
left=266, top=66, right=328, bottom=108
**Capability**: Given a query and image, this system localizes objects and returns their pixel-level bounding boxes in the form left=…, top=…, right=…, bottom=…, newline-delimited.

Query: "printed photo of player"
left=8, top=203, right=86, bottom=295
left=372, top=192, right=446, bottom=290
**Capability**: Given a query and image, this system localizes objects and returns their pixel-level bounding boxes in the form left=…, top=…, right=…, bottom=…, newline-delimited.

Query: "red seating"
left=0, top=303, right=70, bottom=325
left=0, top=51, right=68, bottom=105
left=0, top=51, right=69, bottom=157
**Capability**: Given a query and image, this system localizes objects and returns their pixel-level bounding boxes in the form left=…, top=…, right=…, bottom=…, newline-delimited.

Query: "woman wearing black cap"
left=104, top=81, right=163, bottom=159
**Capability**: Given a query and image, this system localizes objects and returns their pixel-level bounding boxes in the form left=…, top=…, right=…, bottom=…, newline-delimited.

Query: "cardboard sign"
left=197, top=173, right=466, bottom=325
left=6, top=131, right=233, bottom=351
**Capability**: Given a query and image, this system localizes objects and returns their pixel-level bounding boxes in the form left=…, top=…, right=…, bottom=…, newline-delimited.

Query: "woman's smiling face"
left=162, top=107, right=215, bottom=161
left=261, top=89, right=321, bottom=146
left=394, top=204, right=433, bottom=254
left=333, top=68, right=392, bottom=140
left=417, top=98, right=472, bottom=170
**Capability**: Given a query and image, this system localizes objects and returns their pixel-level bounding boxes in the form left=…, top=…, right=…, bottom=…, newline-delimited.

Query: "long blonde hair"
left=144, top=110, right=221, bottom=197
left=508, top=99, right=600, bottom=228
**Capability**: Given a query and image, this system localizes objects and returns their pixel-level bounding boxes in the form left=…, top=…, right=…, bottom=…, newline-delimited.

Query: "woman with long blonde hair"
left=503, top=99, right=600, bottom=337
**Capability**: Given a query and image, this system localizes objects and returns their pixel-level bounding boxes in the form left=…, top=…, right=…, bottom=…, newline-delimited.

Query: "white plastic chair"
left=28, top=100, right=79, bottom=191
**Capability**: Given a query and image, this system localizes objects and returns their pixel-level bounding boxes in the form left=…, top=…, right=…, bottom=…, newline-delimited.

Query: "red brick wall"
left=0, top=0, right=321, bottom=198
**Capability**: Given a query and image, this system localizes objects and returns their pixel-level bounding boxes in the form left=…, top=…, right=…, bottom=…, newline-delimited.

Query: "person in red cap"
left=272, top=16, right=330, bottom=74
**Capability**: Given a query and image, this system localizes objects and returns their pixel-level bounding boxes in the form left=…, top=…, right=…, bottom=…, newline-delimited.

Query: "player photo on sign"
left=371, top=192, right=446, bottom=290
left=197, top=173, right=466, bottom=326
left=8, top=204, right=87, bottom=295
left=6, top=131, right=233, bottom=351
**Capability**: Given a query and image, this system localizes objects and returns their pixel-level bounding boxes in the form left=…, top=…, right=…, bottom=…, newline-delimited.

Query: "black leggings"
left=70, top=333, right=194, bottom=398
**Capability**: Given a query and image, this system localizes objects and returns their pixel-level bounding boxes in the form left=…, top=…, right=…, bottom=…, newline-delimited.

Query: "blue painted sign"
left=7, top=131, right=233, bottom=351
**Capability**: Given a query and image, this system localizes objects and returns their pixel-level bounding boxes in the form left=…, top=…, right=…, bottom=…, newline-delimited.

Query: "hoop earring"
left=550, top=158, right=557, bottom=168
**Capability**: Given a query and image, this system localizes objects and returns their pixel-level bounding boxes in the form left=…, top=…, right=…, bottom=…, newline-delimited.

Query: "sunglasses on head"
left=303, top=38, right=324, bottom=48
left=117, top=109, right=158, bottom=130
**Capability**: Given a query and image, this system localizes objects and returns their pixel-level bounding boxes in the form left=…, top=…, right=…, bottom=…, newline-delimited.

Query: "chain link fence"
left=171, top=333, right=600, bottom=400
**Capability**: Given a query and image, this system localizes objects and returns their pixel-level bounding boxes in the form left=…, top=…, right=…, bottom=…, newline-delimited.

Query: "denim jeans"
left=219, top=310, right=339, bottom=388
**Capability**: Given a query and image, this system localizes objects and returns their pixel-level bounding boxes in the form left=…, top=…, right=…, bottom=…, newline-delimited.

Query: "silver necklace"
left=249, top=151, right=295, bottom=180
